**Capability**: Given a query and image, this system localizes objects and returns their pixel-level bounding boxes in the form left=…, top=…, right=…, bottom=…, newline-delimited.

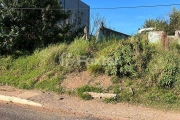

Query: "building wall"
left=96, top=24, right=130, bottom=42
left=148, top=30, right=180, bottom=48
left=60, top=0, right=90, bottom=31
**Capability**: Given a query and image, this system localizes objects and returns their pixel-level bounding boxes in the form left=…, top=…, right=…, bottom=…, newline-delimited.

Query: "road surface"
left=0, top=102, right=99, bottom=120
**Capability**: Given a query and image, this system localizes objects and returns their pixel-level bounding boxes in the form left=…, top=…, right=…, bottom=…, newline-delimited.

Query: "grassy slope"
left=0, top=37, right=180, bottom=110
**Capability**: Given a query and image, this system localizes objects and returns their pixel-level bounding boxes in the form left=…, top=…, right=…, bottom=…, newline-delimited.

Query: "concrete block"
left=85, top=92, right=116, bottom=99
left=0, top=95, right=42, bottom=107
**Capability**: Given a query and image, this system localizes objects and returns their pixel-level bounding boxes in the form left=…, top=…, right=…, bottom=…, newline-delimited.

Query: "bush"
left=0, top=0, right=71, bottom=54
left=146, top=50, right=180, bottom=89
left=88, top=35, right=152, bottom=77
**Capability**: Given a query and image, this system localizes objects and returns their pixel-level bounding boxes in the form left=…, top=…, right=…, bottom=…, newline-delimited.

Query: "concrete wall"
left=148, top=30, right=180, bottom=48
left=148, top=31, right=166, bottom=43
left=96, top=24, right=130, bottom=42
left=60, top=0, right=90, bottom=31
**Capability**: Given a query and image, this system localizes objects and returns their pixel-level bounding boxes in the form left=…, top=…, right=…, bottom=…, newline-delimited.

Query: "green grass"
left=0, top=44, right=68, bottom=92
left=77, top=85, right=102, bottom=100
left=0, top=37, right=180, bottom=111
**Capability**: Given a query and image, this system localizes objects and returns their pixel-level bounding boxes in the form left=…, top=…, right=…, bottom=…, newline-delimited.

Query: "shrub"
left=89, top=35, right=152, bottom=77
left=158, top=66, right=178, bottom=89
left=147, top=51, right=180, bottom=89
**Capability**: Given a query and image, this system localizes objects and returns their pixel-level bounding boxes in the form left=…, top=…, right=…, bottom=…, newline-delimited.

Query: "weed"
left=103, top=96, right=119, bottom=103
left=113, top=85, right=121, bottom=94
left=79, top=93, right=92, bottom=100
left=87, top=64, right=104, bottom=75
left=111, top=76, right=120, bottom=84
left=68, top=39, right=90, bottom=56
left=77, top=85, right=102, bottom=100
left=0, top=37, right=180, bottom=110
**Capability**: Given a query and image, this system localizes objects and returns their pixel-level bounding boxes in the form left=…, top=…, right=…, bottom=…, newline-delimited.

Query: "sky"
left=81, top=0, right=180, bottom=35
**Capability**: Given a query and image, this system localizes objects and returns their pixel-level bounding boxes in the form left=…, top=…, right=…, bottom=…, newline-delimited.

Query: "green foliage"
left=104, top=43, right=136, bottom=76
left=35, top=77, right=64, bottom=93
left=38, top=43, right=68, bottom=65
left=162, top=93, right=177, bottom=104
left=118, top=90, right=134, bottom=102
left=77, top=85, right=102, bottom=94
left=89, top=40, right=136, bottom=76
left=77, top=85, right=102, bottom=100
left=146, top=50, right=180, bottom=89
left=62, top=39, right=91, bottom=71
left=169, top=8, right=180, bottom=35
left=112, top=85, right=121, bottom=94
left=111, top=76, right=120, bottom=84
left=0, top=0, right=71, bottom=54
left=79, top=93, right=92, bottom=100
left=0, top=44, right=69, bottom=91
left=143, top=19, right=169, bottom=33
left=68, top=39, right=90, bottom=56
left=1, top=37, right=180, bottom=109
left=159, top=56, right=179, bottom=89
left=103, top=97, right=119, bottom=103
left=145, top=88, right=178, bottom=104
left=87, top=64, right=104, bottom=75
left=143, top=7, right=180, bottom=35
left=89, top=35, right=152, bottom=77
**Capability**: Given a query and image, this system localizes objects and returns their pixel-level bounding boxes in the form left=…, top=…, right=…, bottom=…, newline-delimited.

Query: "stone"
left=84, top=92, right=116, bottom=99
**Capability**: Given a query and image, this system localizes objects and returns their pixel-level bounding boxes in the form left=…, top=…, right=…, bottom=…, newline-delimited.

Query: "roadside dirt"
left=0, top=85, right=180, bottom=120
left=61, top=71, right=112, bottom=90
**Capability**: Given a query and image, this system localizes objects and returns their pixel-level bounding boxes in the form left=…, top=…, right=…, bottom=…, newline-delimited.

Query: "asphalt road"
left=0, top=103, right=99, bottom=120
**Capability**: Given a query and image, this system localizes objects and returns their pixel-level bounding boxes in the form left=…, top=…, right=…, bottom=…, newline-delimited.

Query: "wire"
left=0, top=3, right=180, bottom=10
left=93, top=3, right=180, bottom=9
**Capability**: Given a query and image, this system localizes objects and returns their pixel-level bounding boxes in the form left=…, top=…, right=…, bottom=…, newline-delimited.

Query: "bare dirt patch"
left=61, top=71, right=112, bottom=90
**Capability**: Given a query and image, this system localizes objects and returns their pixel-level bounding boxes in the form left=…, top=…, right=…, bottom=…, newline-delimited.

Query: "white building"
left=60, top=0, right=90, bottom=32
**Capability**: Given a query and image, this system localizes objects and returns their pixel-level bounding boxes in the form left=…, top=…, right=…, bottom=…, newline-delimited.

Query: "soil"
left=61, top=71, right=112, bottom=90
left=0, top=72, right=180, bottom=120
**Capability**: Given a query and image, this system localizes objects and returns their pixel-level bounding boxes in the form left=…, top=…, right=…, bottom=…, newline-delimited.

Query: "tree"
left=143, top=19, right=169, bottom=34
left=142, top=7, right=180, bottom=35
left=169, top=8, right=180, bottom=35
left=89, top=12, right=106, bottom=36
left=0, top=0, right=71, bottom=54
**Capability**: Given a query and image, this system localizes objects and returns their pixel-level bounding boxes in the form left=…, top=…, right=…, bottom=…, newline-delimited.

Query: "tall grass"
left=0, top=44, right=68, bottom=90
left=0, top=37, right=180, bottom=110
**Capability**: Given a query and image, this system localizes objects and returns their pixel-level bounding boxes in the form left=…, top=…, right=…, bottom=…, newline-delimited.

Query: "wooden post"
left=82, top=26, right=88, bottom=40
